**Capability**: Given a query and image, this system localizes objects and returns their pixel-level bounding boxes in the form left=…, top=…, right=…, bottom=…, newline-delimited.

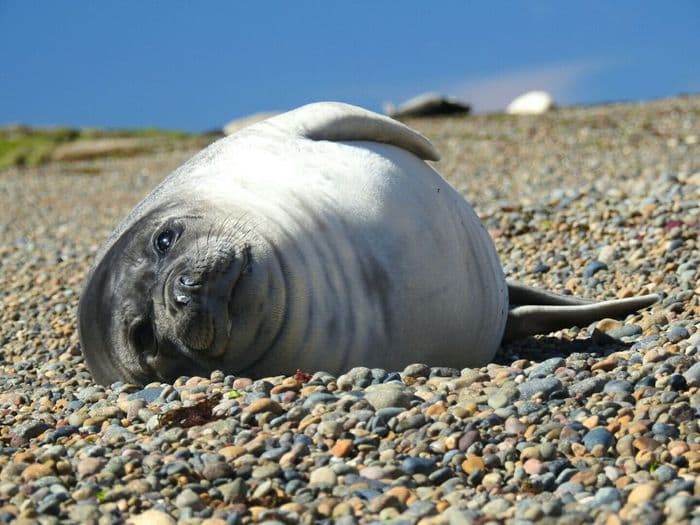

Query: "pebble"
left=651, top=464, right=676, bottom=482
left=528, top=357, right=565, bottom=377
left=128, top=386, right=164, bottom=403
left=603, top=379, right=633, bottom=394
left=127, top=509, right=176, bottom=525
left=487, top=386, right=519, bottom=409
left=593, top=486, right=621, bottom=508
left=401, top=457, right=436, bottom=475
left=364, top=383, right=413, bottom=410
left=245, top=397, right=284, bottom=415
left=504, top=416, right=526, bottom=435
left=665, top=494, right=694, bottom=520
left=309, top=466, right=337, bottom=486
left=668, top=325, right=690, bottom=342
left=174, top=488, right=206, bottom=510
left=76, top=458, right=105, bottom=479
left=517, top=377, right=563, bottom=399
left=461, top=455, right=485, bottom=475
left=683, top=361, right=700, bottom=387
left=607, top=324, right=643, bottom=339
left=21, top=463, right=52, bottom=482
left=568, top=376, right=606, bottom=396
left=1, top=95, right=698, bottom=523
left=583, top=260, right=608, bottom=278
left=523, top=458, right=544, bottom=475
left=626, top=483, right=658, bottom=505
left=201, top=461, right=233, bottom=481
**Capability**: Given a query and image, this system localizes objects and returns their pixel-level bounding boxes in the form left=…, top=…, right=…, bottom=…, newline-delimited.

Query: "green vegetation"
left=78, top=127, right=189, bottom=139
left=0, top=126, right=77, bottom=169
left=0, top=124, right=216, bottom=170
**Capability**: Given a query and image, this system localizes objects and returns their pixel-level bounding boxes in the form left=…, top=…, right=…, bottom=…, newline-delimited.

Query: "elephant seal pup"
left=78, top=102, right=658, bottom=385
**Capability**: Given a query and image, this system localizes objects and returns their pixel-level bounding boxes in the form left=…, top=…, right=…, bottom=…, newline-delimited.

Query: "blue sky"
left=1, top=1, right=698, bottom=132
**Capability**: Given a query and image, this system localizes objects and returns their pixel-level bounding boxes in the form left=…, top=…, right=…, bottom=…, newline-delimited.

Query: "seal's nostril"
left=179, top=275, right=197, bottom=287
left=173, top=274, right=198, bottom=306
left=174, top=293, right=191, bottom=305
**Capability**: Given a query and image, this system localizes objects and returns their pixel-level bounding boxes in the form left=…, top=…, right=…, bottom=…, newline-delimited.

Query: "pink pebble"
left=523, top=458, right=544, bottom=475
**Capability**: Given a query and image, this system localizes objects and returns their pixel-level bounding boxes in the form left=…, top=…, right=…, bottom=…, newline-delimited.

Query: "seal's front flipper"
left=503, top=280, right=659, bottom=343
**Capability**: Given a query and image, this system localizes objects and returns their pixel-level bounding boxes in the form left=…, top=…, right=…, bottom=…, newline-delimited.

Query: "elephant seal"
left=78, top=102, right=658, bottom=385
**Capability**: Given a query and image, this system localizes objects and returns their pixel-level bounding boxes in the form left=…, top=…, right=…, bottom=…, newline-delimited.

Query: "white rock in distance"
left=506, top=91, right=555, bottom=115
left=223, top=112, right=278, bottom=136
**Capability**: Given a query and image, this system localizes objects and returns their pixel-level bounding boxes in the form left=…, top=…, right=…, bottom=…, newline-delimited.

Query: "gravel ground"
left=0, top=95, right=698, bottom=525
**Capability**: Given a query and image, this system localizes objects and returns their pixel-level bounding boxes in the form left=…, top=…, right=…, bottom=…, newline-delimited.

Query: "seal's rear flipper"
left=503, top=280, right=659, bottom=343
left=507, top=280, right=594, bottom=307
left=265, top=102, right=441, bottom=161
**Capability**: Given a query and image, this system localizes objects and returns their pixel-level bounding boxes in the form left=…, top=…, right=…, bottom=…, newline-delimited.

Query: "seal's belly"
left=239, top=141, right=508, bottom=375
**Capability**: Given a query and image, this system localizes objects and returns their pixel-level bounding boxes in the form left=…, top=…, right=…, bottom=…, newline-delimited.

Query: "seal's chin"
left=145, top=344, right=213, bottom=383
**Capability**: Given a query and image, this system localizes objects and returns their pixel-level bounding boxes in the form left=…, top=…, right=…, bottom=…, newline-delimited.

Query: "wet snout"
left=164, top=260, right=240, bottom=355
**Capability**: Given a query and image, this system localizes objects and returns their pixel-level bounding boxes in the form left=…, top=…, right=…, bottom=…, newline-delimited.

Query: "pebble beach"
left=0, top=95, right=698, bottom=524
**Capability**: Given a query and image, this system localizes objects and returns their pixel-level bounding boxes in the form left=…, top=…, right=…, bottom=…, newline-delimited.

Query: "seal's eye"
left=155, top=229, right=175, bottom=253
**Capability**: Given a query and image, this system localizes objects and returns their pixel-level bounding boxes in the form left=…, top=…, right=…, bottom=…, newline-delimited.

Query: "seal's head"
left=78, top=202, right=257, bottom=385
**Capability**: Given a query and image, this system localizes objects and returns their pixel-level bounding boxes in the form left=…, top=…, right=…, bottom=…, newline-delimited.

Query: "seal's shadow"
left=493, top=332, right=632, bottom=365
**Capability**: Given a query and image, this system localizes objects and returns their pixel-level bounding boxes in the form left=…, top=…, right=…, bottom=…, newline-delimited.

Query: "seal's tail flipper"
left=503, top=280, right=659, bottom=343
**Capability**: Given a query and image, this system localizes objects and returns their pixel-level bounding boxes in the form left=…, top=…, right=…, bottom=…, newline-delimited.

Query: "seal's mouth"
left=130, top=310, right=229, bottom=384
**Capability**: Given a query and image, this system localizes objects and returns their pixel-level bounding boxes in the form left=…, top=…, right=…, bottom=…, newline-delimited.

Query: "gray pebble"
left=568, top=376, right=607, bottom=396
left=603, top=380, right=633, bottom=394
left=251, top=463, right=282, bottom=480
left=174, top=488, right=206, bottom=510
left=202, top=461, right=234, bottom=481
left=364, top=383, right=413, bottom=410
left=13, top=419, right=51, bottom=440
left=607, top=324, right=643, bottom=339
left=517, top=377, right=563, bottom=399
left=651, top=422, right=679, bottom=439
left=683, top=361, right=700, bottom=387
left=583, top=260, right=608, bottom=278
left=219, top=478, right=247, bottom=503
left=582, top=427, right=615, bottom=451
left=668, top=325, right=690, bottom=342
left=405, top=500, right=437, bottom=518
left=592, top=487, right=621, bottom=509
left=665, top=494, right=694, bottom=520
left=395, top=413, right=426, bottom=432
left=651, top=464, right=677, bottom=482
left=556, top=481, right=584, bottom=496
left=337, top=367, right=373, bottom=389
left=528, top=357, right=565, bottom=377
left=401, top=457, right=436, bottom=475
left=488, top=386, right=520, bottom=409
left=301, top=392, right=338, bottom=409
